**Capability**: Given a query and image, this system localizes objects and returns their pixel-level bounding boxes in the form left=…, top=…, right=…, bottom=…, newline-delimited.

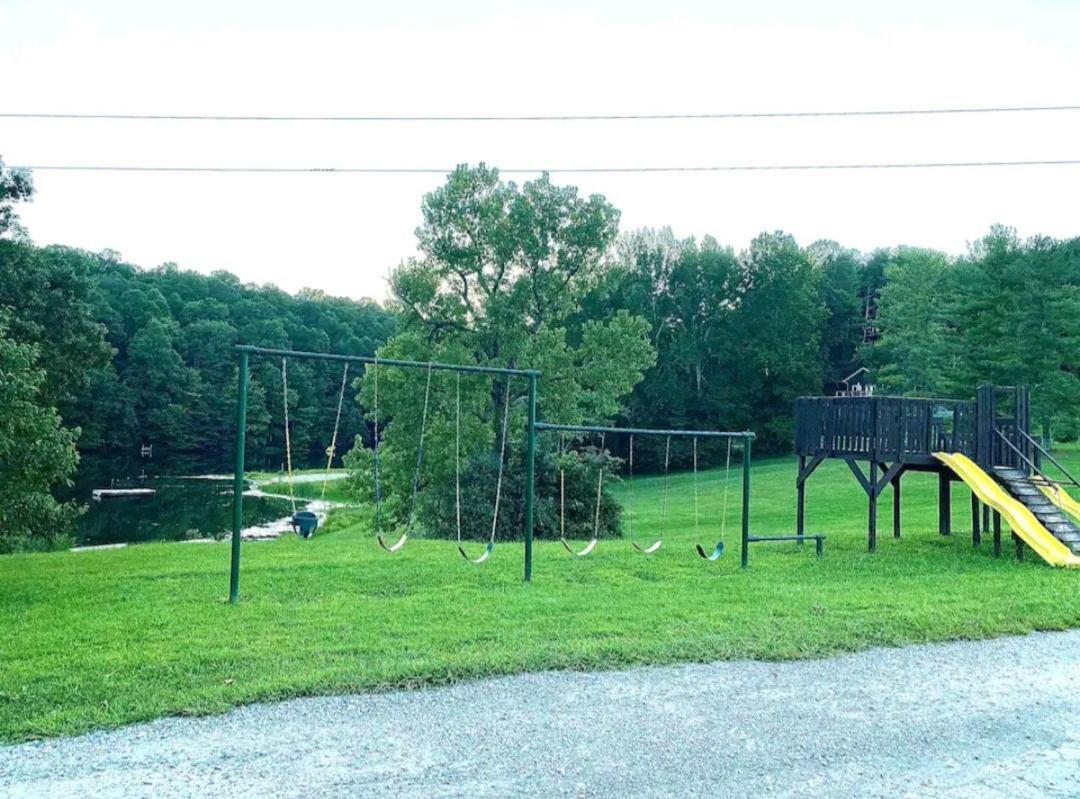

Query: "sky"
left=2, top=0, right=1079, bottom=301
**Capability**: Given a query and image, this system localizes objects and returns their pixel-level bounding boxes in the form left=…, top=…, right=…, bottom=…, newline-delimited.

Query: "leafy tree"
left=0, top=243, right=394, bottom=471
left=583, top=229, right=741, bottom=467
left=0, top=318, right=81, bottom=552
left=863, top=247, right=958, bottom=396
left=597, top=230, right=825, bottom=458
left=951, top=227, right=1080, bottom=431
left=346, top=165, right=655, bottom=540
left=0, top=243, right=113, bottom=411
left=719, top=232, right=826, bottom=449
left=807, top=240, right=864, bottom=392
left=0, top=157, right=33, bottom=239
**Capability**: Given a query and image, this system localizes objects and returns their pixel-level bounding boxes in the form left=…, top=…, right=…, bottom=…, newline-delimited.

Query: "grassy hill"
left=2, top=449, right=1078, bottom=742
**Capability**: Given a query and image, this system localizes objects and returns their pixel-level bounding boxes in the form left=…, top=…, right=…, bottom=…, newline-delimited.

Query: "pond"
left=65, top=457, right=312, bottom=547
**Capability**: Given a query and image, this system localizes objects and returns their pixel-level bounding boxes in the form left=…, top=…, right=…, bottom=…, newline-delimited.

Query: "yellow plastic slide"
left=1039, top=481, right=1080, bottom=525
left=933, top=452, right=1080, bottom=569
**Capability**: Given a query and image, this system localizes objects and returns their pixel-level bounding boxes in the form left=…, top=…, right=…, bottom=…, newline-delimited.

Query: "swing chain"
left=282, top=357, right=296, bottom=515
left=454, top=373, right=513, bottom=549
left=405, top=364, right=435, bottom=534
left=693, top=437, right=699, bottom=539
left=372, top=355, right=381, bottom=534
left=321, top=362, right=350, bottom=500
left=721, top=437, right=732, bottom=541
left=592, top=433, right=606, bottom=539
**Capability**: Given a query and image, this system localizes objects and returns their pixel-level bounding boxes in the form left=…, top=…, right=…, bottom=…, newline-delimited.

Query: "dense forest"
left=2, top=158, right=1078, bottom=550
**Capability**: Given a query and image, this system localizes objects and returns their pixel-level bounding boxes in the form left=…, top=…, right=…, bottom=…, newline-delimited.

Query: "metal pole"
left=229, top=349, right=249, bottom=604
left=741, top=434, right=751, bottom=569
left=235, top=344, right=539, bottom=378
left=534, top=421, right=753, bottom=440
left=523, top=374, right=537, bottom=583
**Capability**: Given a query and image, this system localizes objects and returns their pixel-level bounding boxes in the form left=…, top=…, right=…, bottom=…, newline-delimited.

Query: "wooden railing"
left=796, top=396, right=977, bottom=463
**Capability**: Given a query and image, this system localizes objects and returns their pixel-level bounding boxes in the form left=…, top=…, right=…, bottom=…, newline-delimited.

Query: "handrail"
left=1016, top=429, right=1080, bottom=488
left=994, top=428, right=1047, bottom=481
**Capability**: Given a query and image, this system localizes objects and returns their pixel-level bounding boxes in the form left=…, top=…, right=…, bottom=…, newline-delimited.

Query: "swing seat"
left=458, top=541, right=494, bottom=564
left=632, top=539, right=663, bottom=555
left=696, top=540, right=724, bottom=560
left=377, top=533, right=408, bottom=553
left=291, top=511, right=319, bottom=538
left=561, top=537, right=598, bottom=557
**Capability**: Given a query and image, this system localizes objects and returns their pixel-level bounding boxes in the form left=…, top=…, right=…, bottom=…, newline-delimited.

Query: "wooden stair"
left=993, top=468, right=1080, bottom=555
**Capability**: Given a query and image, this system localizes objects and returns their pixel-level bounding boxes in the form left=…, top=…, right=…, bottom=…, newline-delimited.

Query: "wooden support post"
left=868, top=460, right=878, bottom=553
left=993, top=511, right=1002, bottom=557
left=796, top=455, right=806, bottom=543
left=971, top=493, right=981, bottom=546
left=892, top=471, right=901, bottom=538
left=982, top=504, right=990, bottom=535
left=1014, top=534, right=1024, bottom=561
left=938, top=471, right=952, bottom=535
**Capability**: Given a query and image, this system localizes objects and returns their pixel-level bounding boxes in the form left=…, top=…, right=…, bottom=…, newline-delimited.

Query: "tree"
left=951, top=227, right=1080, bottom=431
left=0, top=157, right=33, bottom=239
left=0, top=243, right=113, bottom=411
left=863, top=247, right=959, bottom=397
left=584, top=230, right=741, bottom=467
left=719, top=232, right=826, bottom=449
left=345, top=165, right=655, bottom=540
left=123, top=318, right=195, bottom=450
left=807, top=240, right=864, bottom=392
left=0, top=317, right=81, bottom=552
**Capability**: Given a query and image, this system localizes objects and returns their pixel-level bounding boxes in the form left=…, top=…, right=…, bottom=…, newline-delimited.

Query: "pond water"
left=65, top=456, right=309, bottom=547
left=73, top=477, right=297, bottom=547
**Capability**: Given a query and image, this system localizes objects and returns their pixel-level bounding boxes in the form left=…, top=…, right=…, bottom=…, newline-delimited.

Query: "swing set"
left=228, top=345, right=814, bottom=604
left=536, top=423, right=752, bottom=562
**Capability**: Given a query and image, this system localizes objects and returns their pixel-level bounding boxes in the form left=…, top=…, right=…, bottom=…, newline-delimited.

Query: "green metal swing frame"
left=228, top=345, right=539, bottom=603
left=534, top=422, right=755, bottom=566
left=229, top=345, right=764, bottom=603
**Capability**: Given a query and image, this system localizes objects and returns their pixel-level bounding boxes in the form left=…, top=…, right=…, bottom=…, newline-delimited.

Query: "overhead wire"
left=11, top=159, right=1080, bottom=175
left=3, top=104, right=1079, bottom=122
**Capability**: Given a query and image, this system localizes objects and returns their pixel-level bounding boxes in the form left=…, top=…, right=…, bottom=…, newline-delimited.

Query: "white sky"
left=2, top=0, right=1079, bottom=301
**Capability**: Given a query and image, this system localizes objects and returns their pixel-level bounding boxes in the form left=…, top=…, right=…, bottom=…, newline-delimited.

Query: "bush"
left=418, top=443, right=623, bottom=542
left=0, top=322, right=82, bottom=553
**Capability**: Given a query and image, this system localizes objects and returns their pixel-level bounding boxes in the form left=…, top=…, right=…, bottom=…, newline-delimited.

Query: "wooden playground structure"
left=795, top=385, right=1080, bottom=565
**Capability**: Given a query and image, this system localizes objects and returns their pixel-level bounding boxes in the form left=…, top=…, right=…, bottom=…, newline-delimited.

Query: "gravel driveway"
left=3, top=631, right=1078, bottom=798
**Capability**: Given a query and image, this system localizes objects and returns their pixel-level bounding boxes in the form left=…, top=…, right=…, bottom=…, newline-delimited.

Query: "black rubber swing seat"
left=696, top=540, right=724, bottom=560
left=561, top=537, right=598, bottom=557
left=458, top=541, right=494, bottom=564
left=377, top=533, right=408, bottom=553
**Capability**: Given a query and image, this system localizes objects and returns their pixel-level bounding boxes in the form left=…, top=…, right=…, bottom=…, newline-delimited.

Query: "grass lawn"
left=2, top=449, right=1079, bottom=742
left=250, top=469, right=353, bottom=503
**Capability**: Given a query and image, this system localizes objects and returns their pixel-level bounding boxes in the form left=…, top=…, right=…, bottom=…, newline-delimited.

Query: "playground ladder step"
left=992, top=470, right=1080, bottom=556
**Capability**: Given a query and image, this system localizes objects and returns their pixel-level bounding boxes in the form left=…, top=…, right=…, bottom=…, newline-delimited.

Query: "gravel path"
left=3, top=631, right=1078, bottom=798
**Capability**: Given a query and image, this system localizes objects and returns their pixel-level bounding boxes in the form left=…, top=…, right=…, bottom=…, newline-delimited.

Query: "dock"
left=91, top=488, right=156, bottom=500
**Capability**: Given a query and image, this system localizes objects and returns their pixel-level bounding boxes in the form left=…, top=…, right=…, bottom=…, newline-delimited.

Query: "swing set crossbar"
left=534, top=422, right=754, bottom=440
left=229, top=344, right=541, bottom=603
left=235, top=345, right=540, bottom=377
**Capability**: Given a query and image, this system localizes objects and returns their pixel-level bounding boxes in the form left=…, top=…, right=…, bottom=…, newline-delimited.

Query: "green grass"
left=250, top=469, right=353, bottom=503
left=2, top=449, right=1079, bottom=742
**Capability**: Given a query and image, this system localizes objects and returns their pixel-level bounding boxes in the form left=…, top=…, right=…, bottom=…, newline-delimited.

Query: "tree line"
left=2, top=158, right=1078, bottom=550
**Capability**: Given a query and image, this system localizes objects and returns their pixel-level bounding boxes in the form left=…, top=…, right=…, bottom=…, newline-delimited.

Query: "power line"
left=2, top=104, right=1080, bottom=123
left=13, top=159, right=1080, bottom=175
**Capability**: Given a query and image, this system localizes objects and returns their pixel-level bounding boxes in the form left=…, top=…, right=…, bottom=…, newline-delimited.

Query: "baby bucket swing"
left=280, top=357, right=318, bottom=537
left=558, top=432, right=605, bottom=557
left=454, top=373, right=513, bottom=564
